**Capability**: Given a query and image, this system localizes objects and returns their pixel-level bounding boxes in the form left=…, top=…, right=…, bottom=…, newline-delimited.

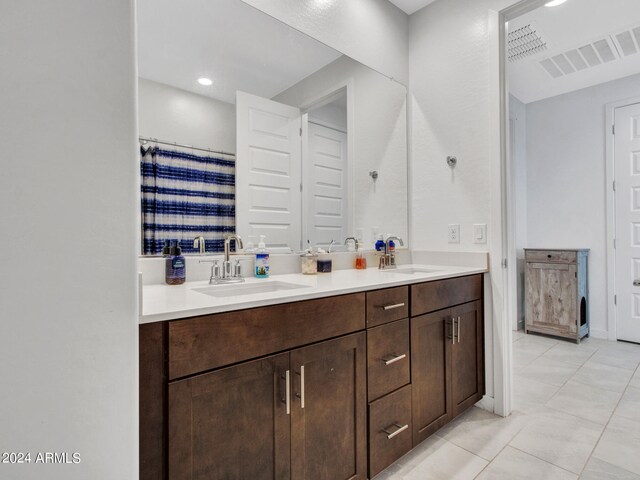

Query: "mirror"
left=137, top=0, right=407, bottom=255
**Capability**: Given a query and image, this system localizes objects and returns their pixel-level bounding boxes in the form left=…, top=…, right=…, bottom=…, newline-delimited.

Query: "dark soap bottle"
left=165, top=240, right=186, bottom=285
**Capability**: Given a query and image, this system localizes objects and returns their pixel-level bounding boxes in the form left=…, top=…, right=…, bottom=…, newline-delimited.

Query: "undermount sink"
left=193, top=281, right=310, bottom=298
left=381, top=267, right=442, bottom=275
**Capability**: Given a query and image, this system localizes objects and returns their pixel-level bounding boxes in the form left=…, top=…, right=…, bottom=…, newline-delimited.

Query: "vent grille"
left=508, top=23, right=548, bottom=62
left=539, top=23, right=640, bottom=80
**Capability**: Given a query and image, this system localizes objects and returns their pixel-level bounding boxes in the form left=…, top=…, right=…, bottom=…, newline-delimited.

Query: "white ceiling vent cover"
left=508, top=23, right=548, bottom=62
left=538, top=36, right=620, bottom=79
left=539, top=23, right=640, bottom=80
left=611, top=25, right=640, bottom=57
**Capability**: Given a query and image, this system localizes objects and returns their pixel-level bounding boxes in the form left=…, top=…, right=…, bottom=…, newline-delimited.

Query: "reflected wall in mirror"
left=137, top=0, right=408, bottom=255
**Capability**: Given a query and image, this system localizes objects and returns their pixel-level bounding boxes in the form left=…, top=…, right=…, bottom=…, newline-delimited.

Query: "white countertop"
left=140, top=264, right=487, bottom=324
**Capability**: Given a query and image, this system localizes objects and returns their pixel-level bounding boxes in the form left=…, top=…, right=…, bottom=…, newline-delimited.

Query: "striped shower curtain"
left=140, top=146, right=235, bottom=255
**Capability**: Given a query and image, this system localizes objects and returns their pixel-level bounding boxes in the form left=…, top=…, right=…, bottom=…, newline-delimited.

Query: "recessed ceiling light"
left=197, top=77, right=213, bottom=86
left=545, top=0, right=567, bottom=6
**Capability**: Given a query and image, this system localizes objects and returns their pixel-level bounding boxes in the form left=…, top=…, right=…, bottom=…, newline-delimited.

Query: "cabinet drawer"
left=369, top=385, right=412, bottom=478
left=168, top=293, right=365, bottom=380
left=366, top=286, right=409, bottom=327
left=367, top=319, right=410, bottom=401
left=525, top=250, right=577, bottom=264
left=411, top=275, right=482, bottom=317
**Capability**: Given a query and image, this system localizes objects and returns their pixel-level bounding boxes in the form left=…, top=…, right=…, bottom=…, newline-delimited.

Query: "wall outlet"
left=473, top=224, right=487, bottom=244
left=447, top=224, right=460, bottom=243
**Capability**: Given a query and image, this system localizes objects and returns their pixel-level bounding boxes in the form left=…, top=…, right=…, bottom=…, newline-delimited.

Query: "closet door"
left=236, top=91, right=302, bottom=252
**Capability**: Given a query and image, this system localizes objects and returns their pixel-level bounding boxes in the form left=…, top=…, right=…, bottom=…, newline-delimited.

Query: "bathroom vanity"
left=139, top=269, right=485, bottom=480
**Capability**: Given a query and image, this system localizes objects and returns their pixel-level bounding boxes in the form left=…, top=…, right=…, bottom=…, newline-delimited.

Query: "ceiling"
left=508, top=0, right=640, bottom=104
left=387, top=0, right=437, bottom=15
left=137, top=0, right=342, bottom=104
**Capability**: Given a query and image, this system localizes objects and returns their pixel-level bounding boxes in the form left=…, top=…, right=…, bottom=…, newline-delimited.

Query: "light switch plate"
left=448, top=224, right=460, bottom=243
left=473, top=224, right=487, bottom=244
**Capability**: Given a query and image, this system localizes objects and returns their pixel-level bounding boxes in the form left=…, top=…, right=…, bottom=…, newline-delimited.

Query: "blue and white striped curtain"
left=140, top=146, right=235, bottom=255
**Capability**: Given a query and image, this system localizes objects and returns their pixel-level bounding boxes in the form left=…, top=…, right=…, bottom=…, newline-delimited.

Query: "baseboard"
left=589, top=328, right=609, bottom=340
left=475, top=395, right=494, bottom=414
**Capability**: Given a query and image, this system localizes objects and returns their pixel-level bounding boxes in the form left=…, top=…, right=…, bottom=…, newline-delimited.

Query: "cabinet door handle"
left=451, top=316, right=457, bottom=345
left=383, top=353, right=407, bottom=365
left=283, top=370, right=291, bottom=415
left=382, top=303, right=405, bottom=311
left=383, top=423, right=409, bottom=439
left=295, top=366, right=305, bottom=409
left=457, top=316, right=461, bottom=343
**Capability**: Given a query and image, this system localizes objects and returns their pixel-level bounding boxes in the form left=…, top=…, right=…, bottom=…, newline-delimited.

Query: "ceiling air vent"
left=538, top=22, right=640, bottom=80
left=611, top=25, right=640, bottom=57
left=538, top=36, right=619, bottom=79
left=508, top=23, right=547, bottom=62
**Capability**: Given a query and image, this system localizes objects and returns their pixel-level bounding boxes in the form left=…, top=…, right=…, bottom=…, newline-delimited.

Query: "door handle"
left=457, top=316, right=461, bottom=343
left=634, top=280, right=640, bottom=286
left=295, top=366, right=305, bottom=409
left=452, top=316, right=457, bottom=345
left=281, top=370, right=291, bottom=415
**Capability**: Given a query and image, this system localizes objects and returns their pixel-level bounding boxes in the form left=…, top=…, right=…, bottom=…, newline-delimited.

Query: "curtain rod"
left=139, top=136, right=235, bottom=157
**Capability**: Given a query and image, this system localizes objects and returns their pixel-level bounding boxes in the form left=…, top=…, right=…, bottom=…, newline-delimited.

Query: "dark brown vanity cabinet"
left=410, top=276, right=484, bottom=446
left=140, top=275, right=485, bottom=480
left=140, top=293, right=367, bottom=480
left=169, top=333, right=367, bottom=480
left=290, top=333, right=367, bottom=480
left=168, top=353, right=291, bottom=480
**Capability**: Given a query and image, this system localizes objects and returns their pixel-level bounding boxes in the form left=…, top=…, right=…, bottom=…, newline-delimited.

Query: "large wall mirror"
left=137, top=0, right=408, bottom=254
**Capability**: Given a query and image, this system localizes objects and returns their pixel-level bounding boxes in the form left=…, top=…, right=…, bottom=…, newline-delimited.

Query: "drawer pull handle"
left=382, top=303, right=405, bottom=311
left=383, top=353, right=407, bottom=365
left=457, top=316, right=461, bottom=343
left=383, top=423, right=409, bottom=439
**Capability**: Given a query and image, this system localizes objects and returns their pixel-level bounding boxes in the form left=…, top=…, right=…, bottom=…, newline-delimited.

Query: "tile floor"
left=376, top=331, right=640, bottom=479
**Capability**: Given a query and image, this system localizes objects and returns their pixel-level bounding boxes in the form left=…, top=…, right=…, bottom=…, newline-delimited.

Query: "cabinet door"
left=451, top=300, right=485, bottom=418
left=526, top=262, right=577, bottom=334
left=290, top=332, right=367, bottom=480
left=168, top=353, right=291, bottom=480
left=411, top=309, right=453, bottom=445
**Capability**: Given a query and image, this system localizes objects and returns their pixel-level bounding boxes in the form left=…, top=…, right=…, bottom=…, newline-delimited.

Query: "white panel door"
left=304, top=121, right=348, bottom=248
left=236, top=91, right=302, bottom=252
left=615, top=102, right=640, bottom=343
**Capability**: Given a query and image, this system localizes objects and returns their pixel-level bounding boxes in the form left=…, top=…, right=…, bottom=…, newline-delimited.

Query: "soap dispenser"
left=165, top=240, right=186, bottom=285
left=255, top=235, right=269, bottom=278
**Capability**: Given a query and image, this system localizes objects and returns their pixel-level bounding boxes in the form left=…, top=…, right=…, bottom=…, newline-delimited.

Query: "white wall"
left=138, top=78, right=236, bottom=153
left=309, top=101, right=347, bottom=132
left=240, top=0, right=409, bottom=85
left=275, top=56, right=409, bottom=245
left=525, top=73, right=640, bottom=338
left=409, top=0, right=513, bottom=253
left=510, top=94, right=527, bottom=329
left=408, top=0, right=517, bottom=407
left=0, top=1, right=137, bottom=479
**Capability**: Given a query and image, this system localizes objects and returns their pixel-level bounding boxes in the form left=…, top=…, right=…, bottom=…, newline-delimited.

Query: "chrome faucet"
left=344, top=237, right=359, bottom=251
left=199, top=234, right=245, bottom=284
left=193, top=236, right=206, bottom=254
left=379, top=236, right=404, bottom=269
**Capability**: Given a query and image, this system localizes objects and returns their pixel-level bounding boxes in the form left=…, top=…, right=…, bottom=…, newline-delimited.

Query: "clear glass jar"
left=300, top=252, right=318, bottom=275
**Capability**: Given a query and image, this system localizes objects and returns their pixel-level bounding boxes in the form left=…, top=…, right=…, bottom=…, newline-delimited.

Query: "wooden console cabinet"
left=140, top=274, right=485, bottom=480
left=524, top=248, right=589, bottom=343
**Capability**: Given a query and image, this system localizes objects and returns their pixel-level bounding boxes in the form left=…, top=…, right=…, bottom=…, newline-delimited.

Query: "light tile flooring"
left=377, top=332, right=640, bottom=479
